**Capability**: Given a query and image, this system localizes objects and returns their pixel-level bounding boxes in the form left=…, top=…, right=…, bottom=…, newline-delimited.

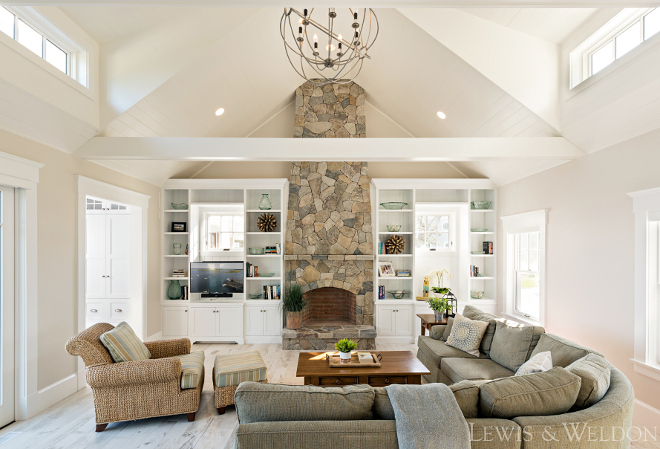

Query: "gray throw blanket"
left=386, top=384, right=470, bottom=449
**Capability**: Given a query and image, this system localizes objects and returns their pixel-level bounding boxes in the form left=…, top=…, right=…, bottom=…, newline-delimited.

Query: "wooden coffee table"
left=296, top=351, right=430, bottom=387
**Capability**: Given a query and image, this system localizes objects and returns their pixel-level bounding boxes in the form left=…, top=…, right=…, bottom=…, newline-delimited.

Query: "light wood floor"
left=0, top=343, right=416, bottom=449
left=0, top=342, right=656, bottom=449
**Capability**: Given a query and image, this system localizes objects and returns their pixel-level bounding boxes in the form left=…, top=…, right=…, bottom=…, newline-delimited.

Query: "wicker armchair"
left=66, top=323, right=204, bottom=432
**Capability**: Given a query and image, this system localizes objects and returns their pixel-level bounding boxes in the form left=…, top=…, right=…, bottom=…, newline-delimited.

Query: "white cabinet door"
left=245, top=306, right=264, bottom=336
left=377, top=306, right=396, bottom=336
left=263, top=306, right=281, bottom=336
left=218, top=307, right=243, bottom=338
left=106, top=215, right=130, bottom=299
left=86, top=215, right=106, bottom=299
left=190, top=307, right=217, bottom=337
left=162, top=307, right=188, bottom=337
left=395, top=305, right=413, bottom=336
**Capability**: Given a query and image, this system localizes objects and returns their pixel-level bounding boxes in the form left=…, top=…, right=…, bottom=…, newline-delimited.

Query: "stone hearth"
left=282, top=325, right=377, bottom=350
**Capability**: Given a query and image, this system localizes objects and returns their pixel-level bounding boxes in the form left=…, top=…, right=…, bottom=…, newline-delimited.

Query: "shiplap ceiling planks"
left=458, top=8, right=600, bottom=44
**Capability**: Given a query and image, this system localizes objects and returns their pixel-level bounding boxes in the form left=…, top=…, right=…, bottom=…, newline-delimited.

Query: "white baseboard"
left=23, top=374, right=78, bottom=420
left=634, top=399, right=660, bottom=429
left=145, top=331, right=163, bottom=342
left=245, top=336, right=282, bottom=344
left=376, top=336, right=415, bottom=345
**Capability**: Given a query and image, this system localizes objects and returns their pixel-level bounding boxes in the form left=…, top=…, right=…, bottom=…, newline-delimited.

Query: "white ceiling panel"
left=458, top=8, right=600, bottom=44
left=92, top=160, right=207, bottom=186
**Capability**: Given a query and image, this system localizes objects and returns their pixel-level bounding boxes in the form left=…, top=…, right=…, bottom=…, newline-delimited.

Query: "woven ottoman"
left=213, top=351, right=268, bottom=414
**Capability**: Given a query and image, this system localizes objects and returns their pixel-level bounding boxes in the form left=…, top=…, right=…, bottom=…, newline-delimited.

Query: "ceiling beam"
left=5, top=1, right=657, bottom=6
left=74, top=137, right=584, bottom=162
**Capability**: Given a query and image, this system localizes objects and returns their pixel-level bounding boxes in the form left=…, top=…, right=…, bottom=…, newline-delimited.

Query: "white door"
left=218, top=307, right=243, bottom=338
left=106, top=215, right=130, bottom=299
left=377, top=306, right=396, bottom=336
left=162, top=307, right=188, bottom=337
left=395, top=306, right=413, bottom=336
left=85, top=215, right=106, bottom=299
left=263, top=307, right=281, bottom=336
left=190, top=307, right=217, bottom=337
left=245, top=306, right=264, bottom=336
left=0, top=186, right=15, bottom=427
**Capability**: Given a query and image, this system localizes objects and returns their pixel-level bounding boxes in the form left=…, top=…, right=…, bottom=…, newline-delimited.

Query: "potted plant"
left=428, top=296, right=449, bottom=322
left=282, top=282, right=307, bottom=329
left=335, top=338, right=357, bottom=361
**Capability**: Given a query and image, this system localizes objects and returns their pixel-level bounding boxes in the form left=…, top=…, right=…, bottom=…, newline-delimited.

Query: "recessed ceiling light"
left=215, top=108, right=225, bottom=116
left=437, top=111, right=446, bottom=119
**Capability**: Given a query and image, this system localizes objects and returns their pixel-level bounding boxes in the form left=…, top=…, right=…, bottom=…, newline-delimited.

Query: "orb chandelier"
left=280, top=7, right=379, bottom=86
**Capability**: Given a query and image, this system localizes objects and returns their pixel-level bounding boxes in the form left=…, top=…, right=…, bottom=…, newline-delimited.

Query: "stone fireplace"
left=282, top=161, right=376, bottom=350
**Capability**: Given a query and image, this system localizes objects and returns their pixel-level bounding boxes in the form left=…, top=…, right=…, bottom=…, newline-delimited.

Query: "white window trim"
left=0, top=6, right=90, bottom=91
left=629, top=186, right=660, bottom=382
left=414, top=208, right=456, bottom=253
left=570, top=8, right=656, bottom=89
left=203, top=211, right=244, bottom=253
left=500, top=210, right=547, bottom=327
left=200, top=204, right=244, bottom=255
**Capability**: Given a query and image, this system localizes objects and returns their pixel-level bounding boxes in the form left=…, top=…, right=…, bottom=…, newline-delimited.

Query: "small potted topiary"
left=282, top=282, right=307, bottom=329
left=428, top=296, right=449, bottom=322
left=335, top=338, right=357, bottom=361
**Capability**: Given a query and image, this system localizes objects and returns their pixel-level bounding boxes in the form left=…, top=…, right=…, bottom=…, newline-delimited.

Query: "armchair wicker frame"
left=66, top=323, right=204, bottom=432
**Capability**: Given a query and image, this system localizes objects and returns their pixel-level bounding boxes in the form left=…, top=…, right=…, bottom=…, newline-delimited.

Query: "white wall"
left=497, top=126, right=660, bottom=414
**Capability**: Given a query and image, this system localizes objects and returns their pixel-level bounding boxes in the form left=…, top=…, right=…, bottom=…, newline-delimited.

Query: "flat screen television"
left=190, top=261, right=244, bottom=298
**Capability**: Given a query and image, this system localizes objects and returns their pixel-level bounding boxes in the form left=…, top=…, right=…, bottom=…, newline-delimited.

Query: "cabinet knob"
left=336, top=379, right=341, bottom=385
left=90, top=309, right=97, bottom=313
left=385, top=378, right=390, bottom=384
left=115, top=309, right=122, bottom=312
left=185, top=310, right=188, bottom=312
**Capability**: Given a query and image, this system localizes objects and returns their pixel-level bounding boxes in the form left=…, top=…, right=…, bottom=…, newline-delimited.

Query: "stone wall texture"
left=285, top=161, right=374, bottom=326
left=294, top=80, right=366, bottom=138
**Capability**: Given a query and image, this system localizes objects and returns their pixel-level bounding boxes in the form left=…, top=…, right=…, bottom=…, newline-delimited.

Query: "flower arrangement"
left=429, top=269, right=451, bottom=288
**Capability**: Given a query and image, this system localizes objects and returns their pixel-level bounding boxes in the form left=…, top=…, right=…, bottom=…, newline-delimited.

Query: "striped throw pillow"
left=100, top=322, right=151, bottom=363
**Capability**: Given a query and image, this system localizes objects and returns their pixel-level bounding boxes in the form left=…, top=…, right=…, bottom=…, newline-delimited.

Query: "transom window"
left=415, top=214, right=454, bottom=251
left=0, top=7, right=68, bottom=74
left=571, top=8, right=660, bottom=88
left=513, top=232, right=540, bottom=320
left=205, top=213, right=244, bottom=251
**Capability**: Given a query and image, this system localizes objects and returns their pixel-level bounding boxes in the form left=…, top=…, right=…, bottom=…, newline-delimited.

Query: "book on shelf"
left=246, top=263, right=259, bottom=277
left=265, top=246, right=278, bottom=254
left=172, top=269, right=186, bottom=277
left=378, top=285, right=385, bottom=299
left=262, top=285, right=281, bottom=300
left=182, top=285, right=189, bottom=300
left=470, top=265, right=480, bottom=277
left=276, top=243, right=281, bottom=255
left=482, top=241, right=493, bottom=255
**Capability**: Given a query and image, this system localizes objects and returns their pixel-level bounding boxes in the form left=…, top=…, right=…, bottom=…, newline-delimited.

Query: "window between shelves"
left=204, top=212, right=244, bottom=252
left=415, top=212, right=456, bottom=252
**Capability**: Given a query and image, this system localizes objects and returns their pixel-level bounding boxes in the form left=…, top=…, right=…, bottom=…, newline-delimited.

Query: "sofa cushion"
left=445, top=314, right=489, bottom=356
left=441, top=317, right=454, bottom=341
left=214, top=351, right=267, bottom=388
left=418, top=335, right=481, bottom=368
left=462, top=305, right=501, bottom=356
left=467, top=419, right=522, bottom=449
left=442, top=358, right=515, bottom=384
left=479, top=367, right=582, bottom=419
left=566, top=353, right=612, bottom=409
left=530, top=334, right=602, bottom=368
left=235, top=382, right=374, bottom=424
left=173, top=351, right=205, bottom=389
left=372, top=381, right=483, bottom=419
left=99, top=321, right=151, bottom=363
left=490, top=321, right=534, bottom=372
left=515, top=351, right=552, bottom=376
left=430, top=323, right=448, bottom=340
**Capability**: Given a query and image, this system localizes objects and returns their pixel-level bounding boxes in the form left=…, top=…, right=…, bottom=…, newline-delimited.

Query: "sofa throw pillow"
left=566, top=354, right=612, bottom=409
left=445, top=314, right=488, bottom=356
left=489, top=321, right=535, bottom=372
left=99, top=321, right=151, bottom=363
left=515, top=351, right=552, bottom=376
left=479, top=367, right=582, bottom=419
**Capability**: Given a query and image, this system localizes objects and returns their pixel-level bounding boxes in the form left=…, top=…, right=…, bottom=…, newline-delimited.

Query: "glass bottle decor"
left=258, top=193, right=272, bottom=210
left=167, top=280, right=182, bottom=300
left=173, top=243, right=182, bottom=255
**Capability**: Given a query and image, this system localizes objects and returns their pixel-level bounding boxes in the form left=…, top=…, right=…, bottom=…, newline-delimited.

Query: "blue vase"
left=258, top=194, right=272, bottom=210
left=167, top=280, right=182, bottom=300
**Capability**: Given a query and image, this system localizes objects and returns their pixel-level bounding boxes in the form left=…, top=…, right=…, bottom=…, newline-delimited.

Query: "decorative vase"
left=258, top=194, right=272, bottom=210
left=339, top=351, right=352, bottom=361
left=167, top=280, right=182, bottom=300
left=434, top=311, right=444, bottom=322
left=173, top=243, right=182, bottom=255
left=286, top=311, right=302, bottom=329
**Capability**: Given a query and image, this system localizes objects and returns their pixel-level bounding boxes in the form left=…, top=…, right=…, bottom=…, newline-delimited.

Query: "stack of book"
left=470, top=265, right=480, bottom=277
left=263, top=285, right=281, bottom=299
left=181, top=285, right=189, bottom=300
left=172, top=269, right=186, bottom=278
left=246, top=263, right=259, bottom=277
left=265, top=245, right=278, bottom=254
left=378, top=285, right=385, bottom=299
left=482, top=242, right=494, bottom=254
left=378, top=241, right=386, bottom=254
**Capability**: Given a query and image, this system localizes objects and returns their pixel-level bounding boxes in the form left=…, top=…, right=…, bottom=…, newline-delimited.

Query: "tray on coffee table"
left=326, top=352, right=382, bottom=368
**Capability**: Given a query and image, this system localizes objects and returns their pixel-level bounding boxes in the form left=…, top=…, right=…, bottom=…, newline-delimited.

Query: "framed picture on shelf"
left=171, top=222, right=187, bottom=232
left=378, top=261, right=396, bottom=277
left=396, top=269, right=411, bottom=277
